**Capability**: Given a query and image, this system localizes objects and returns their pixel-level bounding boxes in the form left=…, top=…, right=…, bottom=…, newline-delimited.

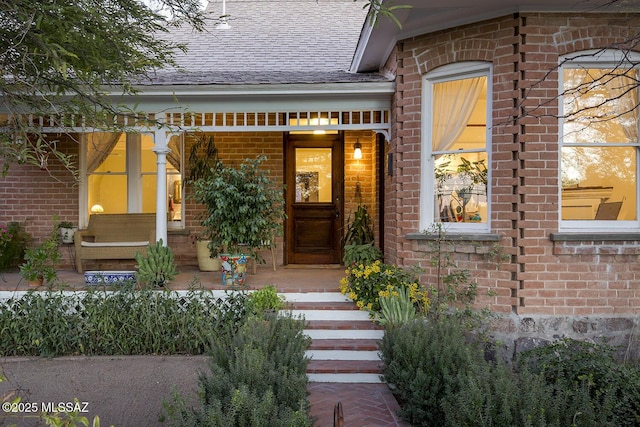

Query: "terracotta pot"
left=28, top=276, right=44, bottom=287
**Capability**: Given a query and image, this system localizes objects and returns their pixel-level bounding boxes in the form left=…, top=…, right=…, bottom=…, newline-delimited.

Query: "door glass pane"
left=295, top=148, right=331, bottom=202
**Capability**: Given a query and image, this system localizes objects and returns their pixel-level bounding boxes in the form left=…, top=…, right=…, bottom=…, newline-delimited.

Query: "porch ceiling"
left=351, top=0, right=640, bottom=73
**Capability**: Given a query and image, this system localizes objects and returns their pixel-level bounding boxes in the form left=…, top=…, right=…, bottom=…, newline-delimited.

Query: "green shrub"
left=0, top=222, right=30, bottom=272
left=520, top=338, right=640, bottom=427
left=342, top=243, right=382, bottom=267
left=246, top=285, right=285, bottom=316
left=0, top=287, right=249, bottom=356
left=163, top=314, right=313, bottom=426
left=379, top=315, right=485, bottom=426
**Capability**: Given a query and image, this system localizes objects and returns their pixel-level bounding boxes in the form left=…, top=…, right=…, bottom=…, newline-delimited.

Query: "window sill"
left=168, top=228, right=190, bottom=236
left=550, top=232, right=640, bottom=242
left=406, top=232, right=501, bottom=242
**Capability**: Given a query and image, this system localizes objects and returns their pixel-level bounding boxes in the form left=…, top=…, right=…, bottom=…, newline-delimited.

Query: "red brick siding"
left=387, top=12, right=640, bottom=315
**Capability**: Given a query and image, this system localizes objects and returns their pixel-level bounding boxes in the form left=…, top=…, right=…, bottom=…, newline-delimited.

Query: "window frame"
left=79, top=132, right=184, bottom=229
left=558, top=49, right=640, bottom=232
left=420, top=61, right=492, bottom=233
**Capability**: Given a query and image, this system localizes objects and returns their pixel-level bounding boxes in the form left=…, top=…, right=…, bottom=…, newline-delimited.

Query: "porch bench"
left=74, top=213, right=156, bottom=273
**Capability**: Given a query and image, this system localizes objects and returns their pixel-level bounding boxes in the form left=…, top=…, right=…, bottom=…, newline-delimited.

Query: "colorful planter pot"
left=219, top=254, right=249, bottom=286
left=85, top=270, right=136, bottom=285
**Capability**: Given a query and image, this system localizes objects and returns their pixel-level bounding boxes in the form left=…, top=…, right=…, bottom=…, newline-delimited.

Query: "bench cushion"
left=81, top=241, right=150, bottom=247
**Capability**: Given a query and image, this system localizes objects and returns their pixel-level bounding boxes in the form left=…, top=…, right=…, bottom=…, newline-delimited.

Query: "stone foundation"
left=490, top=314, right=640, bottom=363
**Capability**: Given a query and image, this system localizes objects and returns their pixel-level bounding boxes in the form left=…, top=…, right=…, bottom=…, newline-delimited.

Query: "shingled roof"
left=145, top=0, right=389, bottom=85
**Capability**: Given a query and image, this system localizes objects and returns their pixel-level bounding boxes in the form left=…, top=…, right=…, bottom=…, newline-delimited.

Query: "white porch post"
left=151, top=131, right=170, bottom=245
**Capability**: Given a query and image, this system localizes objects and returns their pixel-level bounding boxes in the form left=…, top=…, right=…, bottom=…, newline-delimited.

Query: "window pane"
left=91, top=136, right=126, bottom=173
left=141, top=135, right=157, bottom=173
left=432, top=76, right=487, bottom=152
left=88, top=175, right=127, bottom=214
left=295, top=148, right=332, bottom=203
left=434, top=153, right=488, bottom=223
left=142, top=174, right=157, bottom=213
left=563, top=68, right=639, bottom=143
left=561, top=146, right=636, bottom=220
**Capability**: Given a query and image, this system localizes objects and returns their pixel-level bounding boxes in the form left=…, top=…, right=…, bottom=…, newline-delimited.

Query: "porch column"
left=152, top=131, right=170, bottom=245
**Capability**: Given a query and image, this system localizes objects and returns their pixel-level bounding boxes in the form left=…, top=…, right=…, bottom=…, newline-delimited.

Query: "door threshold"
left=285, top=264, right=343, bottom=270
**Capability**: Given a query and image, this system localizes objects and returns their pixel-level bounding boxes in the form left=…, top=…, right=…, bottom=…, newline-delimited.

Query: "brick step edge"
left=309, top=339, right=379, bottom=351
left=306, top=359, right=383, bottom=374
left=305, top=320, right=383, bottom=330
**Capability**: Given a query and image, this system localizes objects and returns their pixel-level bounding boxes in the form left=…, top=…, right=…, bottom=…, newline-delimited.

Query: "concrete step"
left=290, top=309, right=371, bottom=321
left=279, top=291, right=384, bottom=383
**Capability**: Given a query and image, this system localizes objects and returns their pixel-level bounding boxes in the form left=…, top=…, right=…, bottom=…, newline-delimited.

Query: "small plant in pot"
left=187, top=134, right=223, bottom=272
left=193, top=155, right=285, bottom=286
left=57, top=221, right=76, bottom=244
left=342, top=204, right=382, bottom=266
left=19, top=233, right=60, bottom=286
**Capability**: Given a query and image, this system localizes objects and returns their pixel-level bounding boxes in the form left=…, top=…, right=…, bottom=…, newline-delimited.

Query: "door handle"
left=335, top=208, right=340, bottom=218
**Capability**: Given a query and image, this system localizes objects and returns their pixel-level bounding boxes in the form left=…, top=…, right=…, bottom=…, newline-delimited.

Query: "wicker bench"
left=74, top=213, right=156, bottom=273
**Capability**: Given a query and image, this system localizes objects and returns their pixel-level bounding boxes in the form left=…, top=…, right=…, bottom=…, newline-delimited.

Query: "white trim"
left=420, top=62, right=492, bottom=233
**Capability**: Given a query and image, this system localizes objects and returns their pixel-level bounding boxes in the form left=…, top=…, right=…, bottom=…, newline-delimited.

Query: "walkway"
left=0, top=266, right=410, bottom=427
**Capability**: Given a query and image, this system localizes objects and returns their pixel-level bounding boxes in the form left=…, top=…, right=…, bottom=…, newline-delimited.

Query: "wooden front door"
left=285, top=133, right=344, bottom=264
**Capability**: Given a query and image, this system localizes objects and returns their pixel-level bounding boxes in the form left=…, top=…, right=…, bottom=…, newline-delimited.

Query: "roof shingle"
left=144, top=0, right=387, bottom=85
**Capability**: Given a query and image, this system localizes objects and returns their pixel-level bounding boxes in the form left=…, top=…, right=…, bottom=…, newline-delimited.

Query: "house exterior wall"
left=387, top=12, right=640, bottom=357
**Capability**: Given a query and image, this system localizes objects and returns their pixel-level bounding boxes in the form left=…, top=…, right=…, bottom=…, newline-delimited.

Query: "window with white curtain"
left=560, top=50, right=640, bottom=230
left=420, top=62, right=491, bottom=232
left=80, top=132, right=184, bottom=228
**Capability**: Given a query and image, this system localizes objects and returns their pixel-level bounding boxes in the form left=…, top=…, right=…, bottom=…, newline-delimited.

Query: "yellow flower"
left=356, top=300, right=364, bottom=309
left=349, top=291, right=357, bottom=301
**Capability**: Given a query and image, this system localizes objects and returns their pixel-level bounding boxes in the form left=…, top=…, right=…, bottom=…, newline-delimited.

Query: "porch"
left=0, top=264, right=345, bottom=293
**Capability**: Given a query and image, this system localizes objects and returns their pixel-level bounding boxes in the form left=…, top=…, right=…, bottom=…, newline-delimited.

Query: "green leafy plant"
left=135, top=239, right=178, bottom=288
left=187, top=133, right=221, bottom=184
left=193, top=155, right=285, bottom=263
left=379, top=315, right=485, bottom=426
left=375, top=286, right=419, bottom=328
left=162, top=315, right=313, bottom=426
left=0, top=222, right=30, bottom=272
left=520, top=338, right=640, bottom=427
left=246, top=285, right=286, bottom=316
left=343, top=242, right=382, bottom=267
left=19, top=230, right=60, bottom=284
left=0, top=287, right=250, bottom=357
left=339, top=260, right=423, bottom=312
left=343, top=204, right=375, bottom=246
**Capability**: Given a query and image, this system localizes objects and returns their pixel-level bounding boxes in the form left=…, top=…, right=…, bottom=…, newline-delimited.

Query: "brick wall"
left=387, top=12, right=640, bottom=319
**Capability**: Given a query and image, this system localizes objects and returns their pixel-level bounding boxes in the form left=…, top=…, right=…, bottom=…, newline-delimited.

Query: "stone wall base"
left=489, top=314, right=640, bottom=363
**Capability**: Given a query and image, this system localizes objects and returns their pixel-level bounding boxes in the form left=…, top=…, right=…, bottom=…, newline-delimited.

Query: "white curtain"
left=85, top=132, right=122, bottom=172
left=432, top=76, right=485, bottom=151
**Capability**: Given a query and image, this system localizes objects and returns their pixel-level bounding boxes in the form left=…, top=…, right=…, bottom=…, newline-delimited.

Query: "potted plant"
left=19, top=233, right=60, bottom=286
left=342, top=204, right=382, bottom=267
left=193, top=155, right=285, bottom=286
left=57, top=221, right=76, bottom=244
left=187, top=134, right=223, bottom=272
